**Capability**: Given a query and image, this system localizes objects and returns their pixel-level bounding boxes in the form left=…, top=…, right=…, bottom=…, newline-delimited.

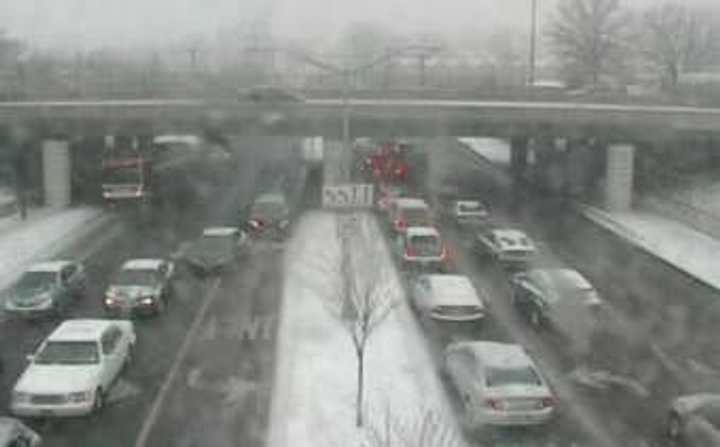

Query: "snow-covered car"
left=177, top=227, right=250, bottom=275
left=389, top=198, right=432, bottom=234
left=412, top=274, right=485, bottom=321
left=473, top=228, right=536, bottom=267
left=0, top=417, right=41, bottom=446
left=445, top=199, right=489, bottom=228
left=11, top=319, right=136, bottom=417
left=668, top=394, right=720, bottom=446
left=510, top=269, right=603, bottom=356
left=376, top=184, right=407, bottom=215
left=3, top=261, right=87, bottom=319
left=104, top=259, right=176, bottom=316
left=444, top=341, right=556, bottom=428
left=245, top=193, right=291, bottom=240
left=395, top=226, right=449, bottom=272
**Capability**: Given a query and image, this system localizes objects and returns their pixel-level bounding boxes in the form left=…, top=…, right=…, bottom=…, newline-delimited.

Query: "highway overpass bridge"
left=1, top=98, right=719, bottom=214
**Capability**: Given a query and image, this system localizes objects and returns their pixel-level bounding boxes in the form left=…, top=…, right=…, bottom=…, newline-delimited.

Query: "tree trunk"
left=356, top=345, right=365, bottom=427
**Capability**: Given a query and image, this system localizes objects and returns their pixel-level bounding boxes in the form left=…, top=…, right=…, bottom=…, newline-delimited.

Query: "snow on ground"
left=581, top=205, right=720, bottom=291
left=458, top=138, right=510, bottom=166
left=269, top=211, right=467, bottom=447
left=0, top=207, right=106, bottom=294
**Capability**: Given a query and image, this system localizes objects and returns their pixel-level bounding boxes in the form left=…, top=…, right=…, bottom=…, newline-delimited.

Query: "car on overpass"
left=11, top=319, right=136, bottom=417
left=389, top=198, right=433, bottom=235
left=394, top=226, right=449, bottom=273
left=441, top=199, right=490, bottom=229
left=3, top=261, right=88, bottom=319
left=411, top=274, right=485, bottom=322
left=175, top=227, right=250, bottom=276
left=103, top=258, right=176, bottom=317
left=245, top=193, right=291, bottom=241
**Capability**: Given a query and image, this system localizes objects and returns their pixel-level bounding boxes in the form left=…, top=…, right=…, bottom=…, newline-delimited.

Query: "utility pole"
left=528, top=0, right=538, bottom=87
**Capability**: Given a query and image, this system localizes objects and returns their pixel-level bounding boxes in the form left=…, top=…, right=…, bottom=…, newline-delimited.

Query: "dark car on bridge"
left=103, top=259, right=176, bottom=317
left=175, top=227, right=250, bottom=276
left=245, top=193, right=291, bottom=241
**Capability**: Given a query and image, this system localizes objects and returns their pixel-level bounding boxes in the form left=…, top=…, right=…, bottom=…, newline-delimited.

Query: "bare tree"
left=548, top=0, right=632, bottom=88
left=326, top=213, right=397, bottom=427
left=642, top=3, right=720, bottom=90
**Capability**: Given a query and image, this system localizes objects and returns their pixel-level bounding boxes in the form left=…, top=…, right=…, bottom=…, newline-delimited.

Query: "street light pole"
left=529, top=0, right=538, bottom=87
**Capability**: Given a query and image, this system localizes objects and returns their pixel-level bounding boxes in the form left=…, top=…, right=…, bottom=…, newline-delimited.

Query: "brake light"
left=405, top=246, right=418, bottom=257
left=395, top=219, right=407, bottom=231
left=538, top=396, right=555, bottom=409
left=485, top=398, right=505, bottom=410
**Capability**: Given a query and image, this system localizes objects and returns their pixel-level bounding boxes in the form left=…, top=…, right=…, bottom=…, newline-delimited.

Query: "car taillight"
left=538, top=396, right=555, bottom=409
left=405, top=246, right=418, bottom=257
left=485, top=398, right=505, bottom=410
left=395, top=219, right=407, bottom=230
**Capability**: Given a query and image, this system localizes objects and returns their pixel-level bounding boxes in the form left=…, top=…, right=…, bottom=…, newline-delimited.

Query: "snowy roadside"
left=268, top=211, right=468, bottom=447
left=0, top=207, right=116, bottom=305
left=579, top=204, right=720, bottom=292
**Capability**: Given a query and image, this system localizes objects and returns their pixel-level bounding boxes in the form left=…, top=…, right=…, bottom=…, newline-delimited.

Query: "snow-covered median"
left=269, top=211, right=467, bottom=447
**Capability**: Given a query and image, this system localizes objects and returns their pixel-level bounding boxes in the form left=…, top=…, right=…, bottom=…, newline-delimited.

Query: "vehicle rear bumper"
left=473, top=407, right=554, bottom=427
left=11, top=401, right=94, bottom=417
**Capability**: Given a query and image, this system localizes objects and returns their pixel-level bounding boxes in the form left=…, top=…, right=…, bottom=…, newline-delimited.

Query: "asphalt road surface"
left=0, top=136, right=303, bottom=447
left=416, top=137, right=720, bottom=446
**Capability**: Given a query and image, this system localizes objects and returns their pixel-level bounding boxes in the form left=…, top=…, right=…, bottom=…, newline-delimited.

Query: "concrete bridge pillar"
left=604, top=144, right=635, bottom=212
left=42, top=139, right=71, bottom=208
left=509, top=136, right=529, bottom=180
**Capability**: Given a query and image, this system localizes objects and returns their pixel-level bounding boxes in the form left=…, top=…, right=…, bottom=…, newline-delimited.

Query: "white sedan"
left=474, top=228, right=536, bottom=267
left=444, top=341, right=556, bottom=428
left=11, top=319, right=135, bottom=417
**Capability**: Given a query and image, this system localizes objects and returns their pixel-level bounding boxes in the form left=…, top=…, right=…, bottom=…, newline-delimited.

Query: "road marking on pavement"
left=134, top=277, right=222, bottom=447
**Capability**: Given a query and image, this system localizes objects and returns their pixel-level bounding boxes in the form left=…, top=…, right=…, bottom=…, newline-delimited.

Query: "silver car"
left=668, top=394, right=720, bottom=446
left=444, top=341, right=556, bottom=429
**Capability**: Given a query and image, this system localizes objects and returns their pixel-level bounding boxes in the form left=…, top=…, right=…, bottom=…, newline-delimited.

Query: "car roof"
left=395, top=198, right=429, bottom=209
left=406, top=226, right=439, bottom=237
left=425, top=275, right=483, bottom=307
left=491, top=228, right=529, bottom=240
left=254, top=193, right=287, bottom=204
left=27, top=260, right=73, bottom=273
left=454, top=341, right=532, bottom=368
left=202, top=227, right=239, bottom=237
left=530, top=269, right=593, bottom=292
left=121, top=258, right=164, bottom=271
left=48, top=319, right=119, bottom=342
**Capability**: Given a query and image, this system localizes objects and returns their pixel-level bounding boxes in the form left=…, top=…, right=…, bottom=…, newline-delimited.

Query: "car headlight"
left=12, top=391, right=31, bottom=404
left=34, top=294, right=54, bottom=309
left=68, top=390, right=93, bottom=403
left=140, top=297, right=155, bottom=305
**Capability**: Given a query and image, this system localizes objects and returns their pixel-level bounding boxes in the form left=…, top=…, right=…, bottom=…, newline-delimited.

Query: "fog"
left=2, top=0, right=716, bottom=50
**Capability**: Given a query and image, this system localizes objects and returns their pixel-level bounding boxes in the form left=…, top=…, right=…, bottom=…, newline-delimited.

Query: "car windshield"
left=408, top=235, right=441, bottom=256
left=103, top=166, right=141, bottom=184
left=113, top=269, right=160, bottom=286
left=403, top=208, right=430, bottom=226
left=16, top=271, right=56, bottom=289
left=34, top=341, right=100, bottom=365
left=486, top=366, right=542, bottom=387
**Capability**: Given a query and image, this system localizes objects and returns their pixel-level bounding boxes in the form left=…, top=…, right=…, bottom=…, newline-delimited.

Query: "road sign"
left=322, top=183, right=374, bottom=209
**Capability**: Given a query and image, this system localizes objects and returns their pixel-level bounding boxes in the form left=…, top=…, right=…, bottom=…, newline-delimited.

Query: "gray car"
left=668, top=394, right=720, bottom=446
left=3, top=261, right=87, bottom=319
left=0, top=417, right=41, bottom=446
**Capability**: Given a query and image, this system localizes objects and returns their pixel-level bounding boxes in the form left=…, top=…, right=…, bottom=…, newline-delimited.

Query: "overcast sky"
left=0, top=0, right=715, bottom=51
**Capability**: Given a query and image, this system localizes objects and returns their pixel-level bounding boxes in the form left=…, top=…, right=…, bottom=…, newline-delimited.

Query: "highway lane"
left=0, top=136, right=296, bottom=446
left=427, top=137, right=720, bottom=446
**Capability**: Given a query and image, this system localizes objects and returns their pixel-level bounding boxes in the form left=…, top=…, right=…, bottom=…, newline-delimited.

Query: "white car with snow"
left=389, top=198, right=432, bottom=234
left=395, top=226, right=449, bottom=272
left=444, top=199, right=489, bottom=228
left=0, top=417, right=41, bottom=446
left=444, top=341, right=556, bottom=428
left=11, top=319, right=136, bottom=417
left=104, top=259, right=176, bottom=317
left=411, top=274, right=485, bottom=321
left=473, top=228, right=536, bottom=268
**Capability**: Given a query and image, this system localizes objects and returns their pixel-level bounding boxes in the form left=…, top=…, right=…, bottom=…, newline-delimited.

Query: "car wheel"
left=93, top=388, right=105, bottom=412
left=667, top=412, right=683, bottom=440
